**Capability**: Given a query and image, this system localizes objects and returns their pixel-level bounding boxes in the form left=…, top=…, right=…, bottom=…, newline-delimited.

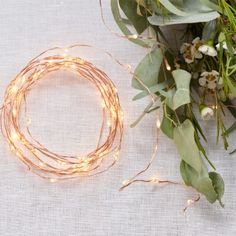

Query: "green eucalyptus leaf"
left=218, top=32, right=226, bottom=43
left=161, top=115, right=174, bottom=139
left=132, top=79, right=172, bottom=100
left=174, top=119, right=202, bottom=173
left=132, top=48, right=163, bottom=90
left=200, top=0, right=222, bottom=13
left=148, top=11, right=219, bottom=26
left=166, top=88, right=176, bottom=110
left=176, top=120, right=225, bottom=204
left=172, top=69, right=191, bottom=110
left=130, top=100, right=157, bottom=127
left=226, top=78, right=236, bottom=97
left=158, top=0, right=188, bottom=16
left=195, top=133, right=216, bottom=170
left=225, top=121, right=236, bottom=135
left=209, top=172, right=225, bottom=202
left=202, top=20, right=216, bottom=40
left=166, top=69, right=191, bottom=110
left=119, top=0, right=148, bottom=34
left=147, top=0, right=219, bottom=26
left=121, top=18, right=132, bottom=25
left=230, top=149, right=236, bottom=155
left=136, top=0, right=146, bottom=8
left=111, top=0, right=151, bottom=48
left=180, top=161, right=218, bottom=203
left=146, top=100, right=160, bottom=113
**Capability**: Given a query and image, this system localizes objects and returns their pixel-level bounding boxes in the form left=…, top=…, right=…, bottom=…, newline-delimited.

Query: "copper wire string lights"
left=0, top=44, right=124, bottom=181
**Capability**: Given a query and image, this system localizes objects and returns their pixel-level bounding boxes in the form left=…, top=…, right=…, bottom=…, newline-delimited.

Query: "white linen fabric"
left=0, top=1, right=235, bottom=235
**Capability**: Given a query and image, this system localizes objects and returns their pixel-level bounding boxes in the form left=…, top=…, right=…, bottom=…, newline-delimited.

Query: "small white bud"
left=198, top=45, right=217, bottom=57
left=201, top=107, right=214, bottom=120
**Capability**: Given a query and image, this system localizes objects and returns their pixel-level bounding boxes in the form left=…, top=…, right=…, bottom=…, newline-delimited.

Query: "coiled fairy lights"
left=0, top=44, right=124, bottom=181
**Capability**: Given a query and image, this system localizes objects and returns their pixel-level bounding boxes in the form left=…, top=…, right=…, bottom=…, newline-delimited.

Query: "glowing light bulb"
left=98, top=153, right=104, bottom=158
left=151, top=176, right=159, bottom=183
left=62, top=48, right=69, bottom=57
left=187, top=199, right=194, bottom=205
left=125, top=64, right=132, bottom=71
left=10, top=145, right=15, bottom=152
left=212, top=105, right=218, bottom=110
left=11, top=86, right=18, bottom=94
left=166, top=64, right=171, bottom=71
left=48, top=60, right=54, bottom=65
left=70, top=64, right=77, bottom=69
left=33, top=73, right=38, bottom=80
left=101, top=101, right=106, bottom=108
left=113, top=151, right=119, bottom=160
left=111, top=110, right=117, bottom=118
left=57, top=160, right=66, bottom=166
left=21, top=75, right=26, bottom=83
left=39, top=162, right=45, bottom=167
left=49, top=178, right=57, bottom=183
left=156, top=119, right=161, bottom=128
left=15, top=152, right=21, bottom=158
left=78, top=58, right=85, bottom=64
left=103, top=86, right=108, bottom=92
left=129, top=34, right=138, bottom=39
left=122, top=179, right=129, bottom=186
left=12, top=109, right=17, bottom=117
left=164, top=59, right=171, bottom=71
left=11, top=132, right=19, bottom=141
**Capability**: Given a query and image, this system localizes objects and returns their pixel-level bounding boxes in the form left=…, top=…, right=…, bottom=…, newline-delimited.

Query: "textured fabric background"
left=0, top=1, right=235, bottom=235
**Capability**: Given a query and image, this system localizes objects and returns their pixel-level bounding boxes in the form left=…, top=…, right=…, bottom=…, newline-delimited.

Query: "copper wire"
left=99, top=0, right=167, bottom=49
left=99, top=4, right=199, bottom=207
left=0, top=44, right=124, bottom=181
left=98, top=0, right=175, bottom=191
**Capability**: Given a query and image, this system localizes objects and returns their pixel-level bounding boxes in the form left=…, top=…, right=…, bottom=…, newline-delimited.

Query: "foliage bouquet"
left=111, top=0, right=236, bottom=205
